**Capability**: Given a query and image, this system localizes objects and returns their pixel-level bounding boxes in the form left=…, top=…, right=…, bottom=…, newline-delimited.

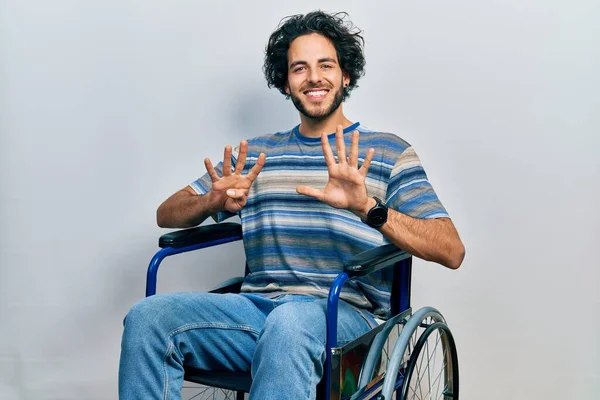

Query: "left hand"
left=297, top=125, right=376, bottom=218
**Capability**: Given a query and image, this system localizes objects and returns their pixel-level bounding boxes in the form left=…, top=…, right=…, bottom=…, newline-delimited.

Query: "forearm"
left=378, top=210, right=465, bottom=270
left=156, top=189, right=217, bottom=229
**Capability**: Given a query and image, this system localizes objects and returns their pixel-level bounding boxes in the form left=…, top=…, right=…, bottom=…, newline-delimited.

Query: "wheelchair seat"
left=185, top=370, right=251, bottom=393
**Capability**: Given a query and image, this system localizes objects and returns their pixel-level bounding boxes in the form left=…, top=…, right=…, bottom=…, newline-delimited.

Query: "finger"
left=222, top=145, right=232, bottom=176
left=360, top=148, right=376, bottom=176
left=226, top=188, right=248, bottom=199
left=246, top=152, right=266, bottom=182
left=321, top=132, right=336, bottom=167
left=335, top=125, right=346, bottom=164
left=348, top=130, right=359, bottom=167
left=234, top=140, right=248, bottom=174
left=296, top=185, right=325, bottom=201
left=233, top=197, right=247, bottom=210
left=204, top=158, right=220, bottom=182
left=225, top=196, right=247, bottom=212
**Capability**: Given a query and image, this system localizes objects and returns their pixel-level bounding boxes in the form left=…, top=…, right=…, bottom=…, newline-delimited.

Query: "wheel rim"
left=401, top=320, right=459, bottom=400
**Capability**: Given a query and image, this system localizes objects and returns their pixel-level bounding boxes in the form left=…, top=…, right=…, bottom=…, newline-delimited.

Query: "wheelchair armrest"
left=146, top=222, right=243, bottom=297
left=344, top=243, right=411, bottom=277
left=158, top=222, right=242, bottom=248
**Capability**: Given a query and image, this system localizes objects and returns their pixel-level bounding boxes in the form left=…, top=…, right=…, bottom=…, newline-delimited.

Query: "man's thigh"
left=128, top=292, right=268, bottom=372
left=259, top=295, right=375, bottom=348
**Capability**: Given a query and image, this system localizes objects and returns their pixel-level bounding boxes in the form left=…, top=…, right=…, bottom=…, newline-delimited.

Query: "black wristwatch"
left=364, top=196, right=388, bottom=228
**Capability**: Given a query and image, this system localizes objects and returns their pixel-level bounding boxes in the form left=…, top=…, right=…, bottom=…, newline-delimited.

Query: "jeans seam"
left=167, top=322, right=261, bottom=338
left=306, top=346, right=326, bottom=399
left=161, top=323, right=261, bottom=399
left=162, top=341, right=174, bottom=400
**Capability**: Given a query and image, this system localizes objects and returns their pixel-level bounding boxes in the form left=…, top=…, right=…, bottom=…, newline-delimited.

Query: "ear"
left=342, top=71, right=350, bottom=88
left=284, top=82, right=290, bottom=95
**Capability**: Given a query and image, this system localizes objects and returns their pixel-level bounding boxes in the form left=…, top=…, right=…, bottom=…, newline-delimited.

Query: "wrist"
left=354, top=197, right=377, bottom=220
left=361, top=196, right=388, bottom=229
left=203, top=191, right=223, bottom=215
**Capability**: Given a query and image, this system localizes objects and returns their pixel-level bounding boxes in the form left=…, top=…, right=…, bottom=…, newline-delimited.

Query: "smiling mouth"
left=303, top=89, right=330, bottom=100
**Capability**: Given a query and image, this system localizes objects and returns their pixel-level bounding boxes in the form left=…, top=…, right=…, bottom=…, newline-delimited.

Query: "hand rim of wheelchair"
left=375, top=306, right=458, bottom=400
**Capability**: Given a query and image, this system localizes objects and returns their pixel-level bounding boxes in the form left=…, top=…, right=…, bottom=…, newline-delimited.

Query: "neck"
left=297, top=107, right=353, bottom=138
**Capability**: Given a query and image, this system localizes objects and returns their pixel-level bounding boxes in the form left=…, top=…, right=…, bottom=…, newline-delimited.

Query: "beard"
left=289, top=82, right=344, bottom=121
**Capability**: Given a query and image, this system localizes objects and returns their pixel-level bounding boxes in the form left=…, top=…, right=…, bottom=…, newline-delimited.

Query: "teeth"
left=307, top=90, right=327, bottom=96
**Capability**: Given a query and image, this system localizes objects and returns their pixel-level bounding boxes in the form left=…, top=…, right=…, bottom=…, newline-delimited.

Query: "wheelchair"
left=146, top=222, right=459, bottom=400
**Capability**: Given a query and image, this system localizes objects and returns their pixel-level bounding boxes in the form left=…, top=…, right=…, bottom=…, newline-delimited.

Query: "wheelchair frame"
left=146, top=222, right=458, bottom=400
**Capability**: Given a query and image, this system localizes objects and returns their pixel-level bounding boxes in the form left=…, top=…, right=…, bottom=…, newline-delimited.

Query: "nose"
left=307, top=67, right=322, bottom=85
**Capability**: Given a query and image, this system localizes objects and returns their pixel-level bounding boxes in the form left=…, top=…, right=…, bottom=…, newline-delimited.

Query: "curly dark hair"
left=263, top=11, right=366, bottom=100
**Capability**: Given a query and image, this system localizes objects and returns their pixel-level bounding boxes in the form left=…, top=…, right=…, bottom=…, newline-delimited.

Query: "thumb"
left=296, top=185, right=324, bottom=201
left=226, top=189, right=245, bottom=199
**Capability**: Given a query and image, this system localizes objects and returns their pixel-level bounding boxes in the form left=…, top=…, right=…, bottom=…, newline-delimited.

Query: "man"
left=119, top=11, right=464, bottom=400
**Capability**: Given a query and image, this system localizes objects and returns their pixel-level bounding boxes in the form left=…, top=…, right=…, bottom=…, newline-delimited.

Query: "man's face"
left=286, top=33, right=349, bottom=121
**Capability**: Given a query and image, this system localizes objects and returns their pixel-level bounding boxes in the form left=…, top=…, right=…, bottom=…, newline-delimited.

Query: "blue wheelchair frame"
left=146, top=222, right=414, bottom=400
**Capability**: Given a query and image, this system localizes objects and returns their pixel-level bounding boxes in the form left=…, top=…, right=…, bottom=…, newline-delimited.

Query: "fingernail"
left=227, top=189, right=235, bottom=196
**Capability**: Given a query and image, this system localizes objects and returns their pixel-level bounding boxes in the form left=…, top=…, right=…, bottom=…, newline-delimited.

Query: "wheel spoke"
left=182, top=385, right=240, bottom=400
left=426, top=334, right=432, bottom=398
left=414, top=321, right=437, bottom=398
left=186, top=385, right=211, bottom=400
left=410, top=327, right=425, bottom=400
left=431, top=359, right=447, bottom=399
left=406, top=317, right=456, bottom=400
left=410, top=381, right=424, bottom=400
left=410, top=322, right=427, bottom=400
left=413, top=337, right=431, bottom=399
left=416, top=339, right=429, bottom=397
left=431, top=342, right=448, bottom=399
left=429, top=332, right=442, bottom=398
left=221, top=388, right=235, bottom=400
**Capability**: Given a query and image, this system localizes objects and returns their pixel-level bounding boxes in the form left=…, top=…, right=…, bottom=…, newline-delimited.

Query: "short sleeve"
left=385, top=146, right=449, bottom=219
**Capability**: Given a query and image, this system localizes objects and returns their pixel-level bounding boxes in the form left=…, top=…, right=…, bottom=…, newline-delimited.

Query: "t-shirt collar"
left=293, top=122, right=361, bottom=144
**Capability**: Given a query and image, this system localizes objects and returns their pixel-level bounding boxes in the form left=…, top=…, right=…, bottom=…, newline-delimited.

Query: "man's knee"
left=122, top=294, right=185, bottom=344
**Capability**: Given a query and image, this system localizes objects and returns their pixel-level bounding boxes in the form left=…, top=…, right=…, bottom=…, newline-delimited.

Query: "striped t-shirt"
left=190, top=122, right=448, bottom=318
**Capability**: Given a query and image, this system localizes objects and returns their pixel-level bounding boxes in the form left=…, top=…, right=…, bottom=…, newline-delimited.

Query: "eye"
left=321, top=64, right=333, bottom=69
left=293, top=66, right=305, bottom=72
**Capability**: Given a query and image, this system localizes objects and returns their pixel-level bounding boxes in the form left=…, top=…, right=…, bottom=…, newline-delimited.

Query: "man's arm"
left=355, top=197, right=465, bottom=269
left=297, top=125, right=465, bottom=270
left=156, top=141, right=266, bottom=229
left=156, top=186, right=216, bottom=229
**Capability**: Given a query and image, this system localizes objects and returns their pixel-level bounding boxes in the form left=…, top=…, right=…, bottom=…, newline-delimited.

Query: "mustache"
left=300, top=84, right=333, bottom=91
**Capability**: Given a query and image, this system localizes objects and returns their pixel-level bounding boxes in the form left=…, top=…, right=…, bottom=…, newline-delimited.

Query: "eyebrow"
left=289, top=57, right=338, bottom=69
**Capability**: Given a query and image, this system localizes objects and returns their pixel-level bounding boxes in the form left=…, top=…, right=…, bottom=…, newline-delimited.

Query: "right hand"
left=204, top=140, right=266, bottom=213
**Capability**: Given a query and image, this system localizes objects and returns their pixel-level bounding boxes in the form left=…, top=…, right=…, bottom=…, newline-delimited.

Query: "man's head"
left=263, top=11, right=365, bottom=121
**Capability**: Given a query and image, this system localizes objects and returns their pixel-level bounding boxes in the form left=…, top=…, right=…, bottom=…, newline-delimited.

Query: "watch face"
left=369, top=208, right=387, bottom=226
left=366, top=197, right=388, bottom=228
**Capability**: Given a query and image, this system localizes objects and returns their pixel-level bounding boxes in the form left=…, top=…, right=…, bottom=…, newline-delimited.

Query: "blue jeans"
left=119, top=292, right=376, bottom=399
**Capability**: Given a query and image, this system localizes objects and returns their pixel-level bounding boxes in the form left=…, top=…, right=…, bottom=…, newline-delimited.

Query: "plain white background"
left=1, top=0, right=598, bottom=398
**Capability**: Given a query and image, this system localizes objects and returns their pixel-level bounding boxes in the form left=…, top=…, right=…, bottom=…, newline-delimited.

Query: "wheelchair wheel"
left=181, top=383, right=242, bottom=400
left=400, top=321, right=458, bottom=400
left=377, top=307, right=458, bottom=400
